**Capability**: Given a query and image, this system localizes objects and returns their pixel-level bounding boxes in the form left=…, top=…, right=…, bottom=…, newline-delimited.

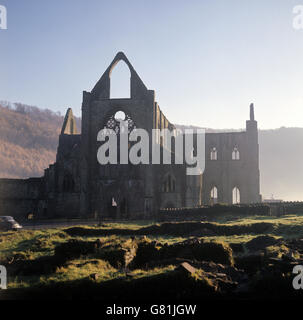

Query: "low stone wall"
left=267, top=202, right=303, bottom=216
left=159, top=202, right=303, bottom=221
left=159, top=204, right=270, bottom=221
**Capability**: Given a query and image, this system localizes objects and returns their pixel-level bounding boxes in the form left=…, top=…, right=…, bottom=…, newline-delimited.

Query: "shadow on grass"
left=64, top=221, right=275, bottom=238
left=2, top=268, right=218, bottom=300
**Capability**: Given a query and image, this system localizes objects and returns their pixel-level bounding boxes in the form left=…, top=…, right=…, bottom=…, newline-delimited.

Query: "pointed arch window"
left=162, top=174, right=176, bottom=193
left=210, top=186, right=218, bottom=205
left=232, top=147, right=240, bottom=160
left=232, top=187, right=240, bottom=204
left=210, top=147, right=217, bottom=161
left=110, top=60, right=131, bottom=99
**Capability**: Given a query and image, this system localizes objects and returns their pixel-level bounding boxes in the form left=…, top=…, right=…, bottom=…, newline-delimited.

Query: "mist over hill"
left=259, top=128, right=303, bottom=201
left=0, top=102, right=301, bottom=201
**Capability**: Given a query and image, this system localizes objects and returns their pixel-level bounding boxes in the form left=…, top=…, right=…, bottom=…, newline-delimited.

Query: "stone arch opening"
left=232, top=147, right=240, bottom=160
left=232, top=187, right=240, bottom=204
left=162, top=173, right=176, bottom=192
left=107, top=196, right=118, bottom=217
left=210, top=186, right=218, bottom=205
left=110, top=60, right=131, bottom=99
left=210, top=147, right=217, bottom=160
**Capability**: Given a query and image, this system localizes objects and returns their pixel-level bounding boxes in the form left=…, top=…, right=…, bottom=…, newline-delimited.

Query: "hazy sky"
left=1, top=0, right=303, bottom=129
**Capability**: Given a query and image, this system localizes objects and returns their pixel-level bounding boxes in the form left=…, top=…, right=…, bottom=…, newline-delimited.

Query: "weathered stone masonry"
left=0, top=52, right=261, bottom=220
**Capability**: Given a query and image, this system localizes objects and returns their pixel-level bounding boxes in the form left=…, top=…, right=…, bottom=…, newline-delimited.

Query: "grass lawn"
left=1, top=213, right=303, bottom=292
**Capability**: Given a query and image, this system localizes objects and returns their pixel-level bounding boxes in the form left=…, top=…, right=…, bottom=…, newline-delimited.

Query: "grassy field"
left=1, top=214, right=303, bottom=299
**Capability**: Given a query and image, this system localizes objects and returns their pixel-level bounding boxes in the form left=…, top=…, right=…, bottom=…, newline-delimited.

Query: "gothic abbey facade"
left=0, top=52, right=261, bottom=220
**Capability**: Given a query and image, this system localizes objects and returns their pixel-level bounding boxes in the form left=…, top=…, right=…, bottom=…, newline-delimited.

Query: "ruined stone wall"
left=155, top=164, right=187, bottom=209
left=202, top=116, right=260, bottom=205
left=80, top=52, right=187, bottom=219
left=42, top=132, right=82, bottom=218
left=0, top=54, right=260, bottom=220
left=0, top=178, right=44, bottom=220
left=81, top=52, right=158, bottom=218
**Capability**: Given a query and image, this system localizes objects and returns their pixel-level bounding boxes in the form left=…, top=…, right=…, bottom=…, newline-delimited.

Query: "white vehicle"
left=0, top=216, right=23, bottom=231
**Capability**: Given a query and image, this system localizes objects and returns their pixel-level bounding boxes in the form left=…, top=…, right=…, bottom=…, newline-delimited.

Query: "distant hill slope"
left=0, top=102, right=80, bottom=178
left=259, top=128, right=303, bottom=201
left=0, top=102, right=301, bottom=201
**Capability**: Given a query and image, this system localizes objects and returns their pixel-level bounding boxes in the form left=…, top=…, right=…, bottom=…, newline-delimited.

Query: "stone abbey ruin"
left=0, top=52, right=261, bottom=220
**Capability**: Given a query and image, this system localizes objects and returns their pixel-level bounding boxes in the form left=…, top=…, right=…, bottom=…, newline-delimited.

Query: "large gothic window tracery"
left=104, top=110, right=136, bottom=134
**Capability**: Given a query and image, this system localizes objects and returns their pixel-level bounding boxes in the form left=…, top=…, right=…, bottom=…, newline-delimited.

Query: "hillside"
left=0, top=102, right=80, bottom=178
left=0, top=102, right=301, bottom=201
left=259, top=128, right=303, bottom=201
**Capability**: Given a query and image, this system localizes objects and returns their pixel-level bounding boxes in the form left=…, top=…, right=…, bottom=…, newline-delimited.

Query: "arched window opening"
left=232, top=147, right=240, bottom=160
left=210, top=147, right=217, bottom=160
left=162, top=179, right=169, bottom=192
left=162, top=174, right=176, bottom=193
left=232, top=187, right=240, bottom=204
left=107, top=197, right=118, bottom=217
left=110, top=61, right=131, bottom=99
left=210, top=186, right=218, bottom=205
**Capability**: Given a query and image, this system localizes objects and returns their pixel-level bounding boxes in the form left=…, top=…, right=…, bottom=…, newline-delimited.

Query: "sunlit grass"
left=0, top=229, right=70, bottom=261
left=2, top=213, right=303, bottom=291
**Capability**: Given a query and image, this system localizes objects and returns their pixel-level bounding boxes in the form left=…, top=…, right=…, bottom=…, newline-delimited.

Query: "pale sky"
left=1, top=0, right=303, bottom=129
